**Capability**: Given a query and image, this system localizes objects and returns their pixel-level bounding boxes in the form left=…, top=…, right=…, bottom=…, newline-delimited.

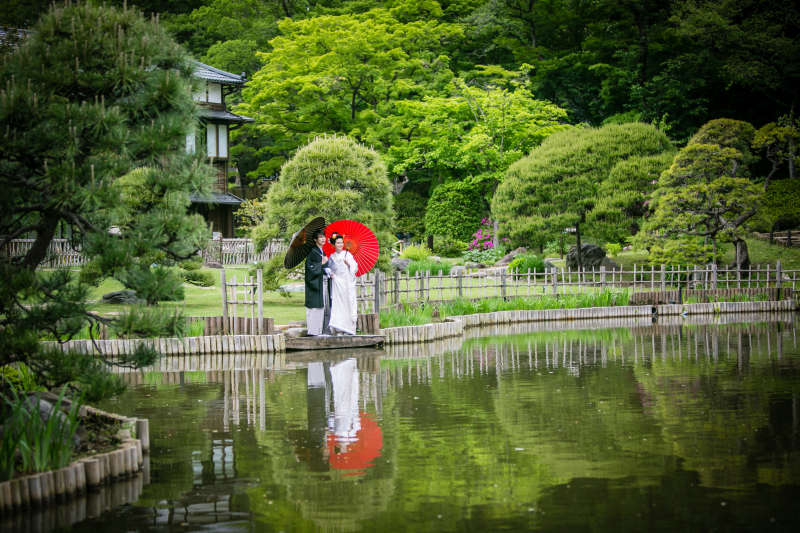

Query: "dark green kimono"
left=305, top=247, right=325, bottom=309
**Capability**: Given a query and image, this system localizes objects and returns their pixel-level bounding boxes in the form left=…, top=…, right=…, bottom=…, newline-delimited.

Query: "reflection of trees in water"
left=101, top=312, right=799, bottom=531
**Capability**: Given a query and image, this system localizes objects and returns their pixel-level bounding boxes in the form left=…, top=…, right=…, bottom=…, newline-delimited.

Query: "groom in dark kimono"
left=305, top=229, right=331, bottom=336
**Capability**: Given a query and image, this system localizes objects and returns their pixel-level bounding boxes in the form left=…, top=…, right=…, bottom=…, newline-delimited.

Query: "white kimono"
left=328, top=250, right=358, bottom=335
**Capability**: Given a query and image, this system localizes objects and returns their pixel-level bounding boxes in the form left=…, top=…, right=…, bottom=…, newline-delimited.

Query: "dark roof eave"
left=189, top=193, right=243, bottom=205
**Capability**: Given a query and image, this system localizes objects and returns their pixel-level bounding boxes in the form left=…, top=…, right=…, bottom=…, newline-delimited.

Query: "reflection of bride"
left=327, top=233, right=358, bottom=336
left=328, top=359, right=360, bottom=443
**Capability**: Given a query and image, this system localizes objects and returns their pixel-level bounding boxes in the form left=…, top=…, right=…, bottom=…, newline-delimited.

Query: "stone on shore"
left=284, top=328, right=308, bottom=339
left=279, top=283, right=305, bottom=293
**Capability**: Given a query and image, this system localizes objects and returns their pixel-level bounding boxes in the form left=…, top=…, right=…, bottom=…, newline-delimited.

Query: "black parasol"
left=283, top=217, right=327, bottom=269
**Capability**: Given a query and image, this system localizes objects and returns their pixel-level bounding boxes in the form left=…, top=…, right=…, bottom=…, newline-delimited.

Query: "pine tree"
left=492, top=123, right=673, bottom=267
left=0, top=2, right=213, bottom=401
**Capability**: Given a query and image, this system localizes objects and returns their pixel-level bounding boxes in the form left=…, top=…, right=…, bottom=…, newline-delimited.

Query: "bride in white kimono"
left=327, top=233, right=359, bottom=335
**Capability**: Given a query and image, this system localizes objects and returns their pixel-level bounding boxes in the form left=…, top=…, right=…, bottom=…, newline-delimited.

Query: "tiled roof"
left=192, top=60, right=246, bottom=85
left=199, top=108, right=255, bottom=124
left=189, top=192, right=244, bottom=205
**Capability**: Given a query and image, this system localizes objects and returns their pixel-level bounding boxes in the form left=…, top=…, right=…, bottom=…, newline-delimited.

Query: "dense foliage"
left=644, top=119, right=765, bottom=263
left=0, top=3, right=212, bottom=401
left=493, top=123, right=673, bottom=265
left=424, top=181, right=485, bottom=242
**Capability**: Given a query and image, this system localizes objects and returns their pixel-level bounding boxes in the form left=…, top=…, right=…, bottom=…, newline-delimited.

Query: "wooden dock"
left=285, top=335, right=385, bottom=351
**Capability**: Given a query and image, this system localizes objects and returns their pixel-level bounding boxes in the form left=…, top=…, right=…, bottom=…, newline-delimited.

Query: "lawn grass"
left=87, top=266, right=306, bottom=324
left=724, top=238, right=800, bottom=270
left=611, top=238, right=800, bottom=270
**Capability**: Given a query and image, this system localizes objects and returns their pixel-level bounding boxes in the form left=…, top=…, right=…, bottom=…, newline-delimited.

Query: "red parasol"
left=326, top=412, right=383, bottom=473
left=323, top=220, right=379, bottom=277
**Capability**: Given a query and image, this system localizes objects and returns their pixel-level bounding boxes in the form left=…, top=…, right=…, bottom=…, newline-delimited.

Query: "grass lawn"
left=724, top=238, right=800, bottom=270
left=87, top=266, right=307, bottom=324
left=609, top=238, right=800, bottom=271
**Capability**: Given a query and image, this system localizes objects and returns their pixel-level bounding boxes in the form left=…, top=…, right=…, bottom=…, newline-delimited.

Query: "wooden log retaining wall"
left=0, top=407, right=149, bottom=517
left=40, top=333, right=286, bottom=356
left=380, top=300, right=797, bottom=345
left=629, top=287, right=792, bottom=305
left=89, top=316, right=274, bottom=340
left=356, top=313, right=380, bottom=335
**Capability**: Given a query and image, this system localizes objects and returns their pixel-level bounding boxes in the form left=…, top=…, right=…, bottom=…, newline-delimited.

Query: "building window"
left=186, top=132, right=196, bottom=154
left=193, top=82, right=223, bottom=104
left=206, top=124, right=228, bottom=159
left=208, top=83, right=222, bottom=103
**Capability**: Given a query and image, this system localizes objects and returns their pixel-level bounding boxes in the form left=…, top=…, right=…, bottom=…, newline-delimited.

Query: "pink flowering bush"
left=463, top=219, right=506, bottom=263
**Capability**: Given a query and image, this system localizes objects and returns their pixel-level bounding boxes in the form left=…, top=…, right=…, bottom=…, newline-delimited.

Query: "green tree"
left=588, top=151, right=676, bottom=244
left=237, top=4, right=462, bottom=178
left=643, top=119, right=762, bottom=263
left=673, top=0, right=800, bottom=117
left=0, top=2, right=212, bottom=401
left=424, top=181, right=485, bottom=242
left=394, top=190, right=428, bottom=240
left=383, top=71, right=569, bottom=197
left=492, top=123, right=673, bottom=267
left=252, top=135, right=395, bottom=272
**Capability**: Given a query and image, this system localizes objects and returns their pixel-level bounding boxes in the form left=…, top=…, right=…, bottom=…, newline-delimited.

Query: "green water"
left=66, top=315, right=800, bottom=532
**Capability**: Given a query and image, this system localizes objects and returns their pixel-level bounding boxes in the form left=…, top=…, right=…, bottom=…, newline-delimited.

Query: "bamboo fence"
left=3, top=238, right=287, bottom=267
left=202, top=238, right=286, bottom=265
left=355, top=262, right=800, bottom=313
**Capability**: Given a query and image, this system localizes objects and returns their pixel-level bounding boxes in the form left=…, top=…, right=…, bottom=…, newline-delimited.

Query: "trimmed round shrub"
left=424, top=181, right=485, bottom=242
left=253, top=135, right=395, bottom=272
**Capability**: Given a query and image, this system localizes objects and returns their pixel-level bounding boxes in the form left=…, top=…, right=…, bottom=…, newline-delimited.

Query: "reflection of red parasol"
left=323, top=220, right=379, bottom=277
left=327, top=412, right=382, bottom=473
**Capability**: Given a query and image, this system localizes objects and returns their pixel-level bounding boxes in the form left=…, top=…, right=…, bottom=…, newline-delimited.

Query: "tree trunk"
left=21, top=212, right=60, bottom=270
left=427, top=235, right=434, bottom=251
left=575, top=223, right=582, bottom=269
left=712, top=237, right=717, bottom=264
left=493, top=219, right=499, bottom=249
left=727, top=238, right=751, bottom=274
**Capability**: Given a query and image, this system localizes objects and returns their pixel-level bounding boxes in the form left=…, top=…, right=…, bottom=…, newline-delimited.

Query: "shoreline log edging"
left=40, top=333, right=287, bottom=356
left=380, top=300, right=798, bottom=344
left=0, top=407, right=150, bottom=516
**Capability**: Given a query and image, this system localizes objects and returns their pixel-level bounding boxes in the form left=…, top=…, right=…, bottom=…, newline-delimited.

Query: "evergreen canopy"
left=252, top=135, right=395, bottom=272
left=0, top=2, right=212, bottom=400
left=492, top=123, right=673, bottom=261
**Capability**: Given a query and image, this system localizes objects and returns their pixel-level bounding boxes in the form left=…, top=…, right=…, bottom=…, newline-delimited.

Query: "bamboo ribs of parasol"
left=284, top=217, right=327, bottom=269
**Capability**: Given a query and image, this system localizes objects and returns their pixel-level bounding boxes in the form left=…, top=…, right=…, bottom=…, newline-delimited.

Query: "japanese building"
left=189, top=61, right=255, bottom=238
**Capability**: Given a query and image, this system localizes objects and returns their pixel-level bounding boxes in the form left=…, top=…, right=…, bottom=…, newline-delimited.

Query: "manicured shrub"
left=253, top=135, right=395, bottom=272
left=425, top=181, right=485, bottom=242
left=181, top=270, right=215, bottom=287
left=401, top=245, right=432, bottom=261
left=508, top=254, right=547, bottom=272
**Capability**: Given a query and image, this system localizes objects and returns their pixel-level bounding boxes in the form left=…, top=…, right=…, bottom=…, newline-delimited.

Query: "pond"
left=60, top=314, right=800, bottom=531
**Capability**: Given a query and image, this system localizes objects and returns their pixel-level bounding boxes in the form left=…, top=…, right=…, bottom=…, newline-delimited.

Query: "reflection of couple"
left=305, top=229, right=359, bottom=336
